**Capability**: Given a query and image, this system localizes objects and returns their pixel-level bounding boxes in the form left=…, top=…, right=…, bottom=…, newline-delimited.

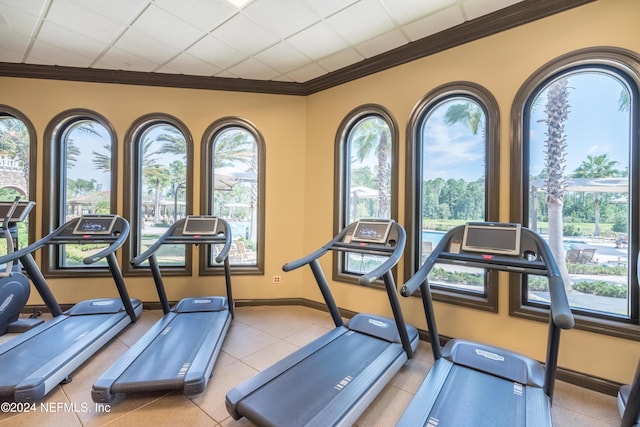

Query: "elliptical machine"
left=0, top=197, right=42, bottom=335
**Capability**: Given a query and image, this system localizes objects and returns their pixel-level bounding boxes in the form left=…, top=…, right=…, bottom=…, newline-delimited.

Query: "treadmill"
left=619, top=358, right=640, bottom=427
left=0, top=214, right=141, bottom=402
left=226, top=219, right=418, bottom=427
left=92, top=215, right=233, bottom=403
left=397, top=221, right=575, bottom=427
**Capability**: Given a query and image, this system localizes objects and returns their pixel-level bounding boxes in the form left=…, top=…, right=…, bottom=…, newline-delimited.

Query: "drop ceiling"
left=0, top=0, right=593, bottom=94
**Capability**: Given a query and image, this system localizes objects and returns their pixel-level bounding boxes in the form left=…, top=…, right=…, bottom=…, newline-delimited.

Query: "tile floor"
left=0, top=305, right=622, bottom=426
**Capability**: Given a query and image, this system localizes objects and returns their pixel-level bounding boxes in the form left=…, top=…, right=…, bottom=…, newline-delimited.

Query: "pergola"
left=529, top=177, right=628, bottom=234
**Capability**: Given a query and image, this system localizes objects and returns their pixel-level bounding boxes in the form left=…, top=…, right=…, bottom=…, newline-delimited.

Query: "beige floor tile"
left=221, top=322, right=279, bottom=359
left=0, top=304, right=627, bottom=427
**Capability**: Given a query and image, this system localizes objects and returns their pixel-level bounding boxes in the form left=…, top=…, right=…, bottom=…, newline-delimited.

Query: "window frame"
left=333, top=104, right=399, bottom=285
left=200, top=117, right=265, bottom=276
left=0, top=105, right=37, bottom=247
left=404, top=82, right=501, bottom=312
left=42, top=109, right=118, bottom=277
left=510, top=47, right=640, bottom=340
left=123, top=113, right=194, bottom=277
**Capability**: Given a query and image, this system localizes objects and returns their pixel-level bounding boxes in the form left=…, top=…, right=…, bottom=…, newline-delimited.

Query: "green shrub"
left=573, top=280, right=627, bottom=298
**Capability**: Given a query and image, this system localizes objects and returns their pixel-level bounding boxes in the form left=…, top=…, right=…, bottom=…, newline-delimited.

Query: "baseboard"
left=20, top=298, right=623, bottom=396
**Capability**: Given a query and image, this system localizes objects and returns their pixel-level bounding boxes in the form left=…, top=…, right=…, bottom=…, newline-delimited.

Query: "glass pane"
left=421, top=97, right=486, bottom=293
left=212, top=127, right=258, bottom=266
left=61, top=119, right=112, bottom=267
left=527, top=71, right=631, bottom=318
left=138, top=124, right=187, bottom=266
left=0, top=117, right=30, bottom=255
left=345, top=115, right=392, bottom=274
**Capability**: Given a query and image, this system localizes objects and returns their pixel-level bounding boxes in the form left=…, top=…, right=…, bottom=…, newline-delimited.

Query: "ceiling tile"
left=243, top=0, right=318, bottom=39
left=299, top=0, right=358, bottom=18
left=28, top=40, right=94, bottom=67
left=153, top=0, right=238, bottom=32
left=70, top=0, right=149, bottom=25
left=0, top=0, right=544, bottom=83
left=0, top=5, right=40, bottom=53
left=227, top=57, right=279, bottom=80
left=160, top=53, right=222, bottom=76
left=131, top=3, right=205, bottom=50
left=380, top=0, right=456, bottom=25
left=46, top=0, right=125, bottom=44
left=286, top=21, right=348, bottom=61
left=113, top=27, right=181, bottom=64
left=462, top=0, right=523, bottom=20
left=356, top=29, right=409, bottom=58
left=0, top=46, right=25, bottom=62
left=186, top=34, right=247, bottom=70
left=96, top=46, right=159, bottom=71
left=401, top=5, right=464, bottom=42
left=284, top=62, right=327, bottom=83
left=325, top=0, right=395, bottom=46
left=37, top=20, right=108, bottom=59
left=254, top=41, right=310, bottom=73
left=317, top=48, right=364, bottom=72
left=0, top=0, right=48, bottom=17
left=211, top=12, right=279, bottom=55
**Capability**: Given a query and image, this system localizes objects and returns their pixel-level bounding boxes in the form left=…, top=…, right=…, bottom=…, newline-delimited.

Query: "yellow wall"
left=0, top=0, right=638, bottom=385
left=303, top=0, right=640, bottom=385
left=0, top=78, right=308, bottom=303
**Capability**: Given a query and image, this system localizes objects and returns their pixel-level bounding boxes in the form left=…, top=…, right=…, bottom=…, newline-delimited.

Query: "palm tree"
left=443, top=101, right=485, bottom=137
left=144, top=164, right=172, bottom=224
left=542, top=77, right=572, bottom=291
left=571, top=154, right=620, bottom=236
left=213, top=129, right=254, bottom=169
left=351, top=117, right=391, bottom=218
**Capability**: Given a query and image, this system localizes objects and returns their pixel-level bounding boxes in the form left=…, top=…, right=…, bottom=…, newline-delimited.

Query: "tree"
left=351, top=117, right=391, bottom=218
left=542, top=77, right=572, bottom=291
left=571, top=154, right=620, bottom=236
left=443, top=101, right=485, bottom=137
left=143, top=164, right=172, bottom=224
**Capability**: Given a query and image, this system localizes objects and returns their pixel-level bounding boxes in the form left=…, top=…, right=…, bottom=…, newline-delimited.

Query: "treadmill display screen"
left=462, top=222, right=521, bottom=256
left=72, top=216, right=117, bottom=235
left=0, top=201, right=35, bottom=223
left=183, top=216, right=218, bottom=235
left=351, top=220, right=392, bottom=244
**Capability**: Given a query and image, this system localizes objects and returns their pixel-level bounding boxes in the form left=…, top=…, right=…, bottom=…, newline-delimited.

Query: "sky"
left=421, top=71, right=632, bottom=183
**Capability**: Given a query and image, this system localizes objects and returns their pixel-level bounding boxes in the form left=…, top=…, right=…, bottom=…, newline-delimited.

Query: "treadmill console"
left=182, top=216, right=219, bottom=235
left=343, top=219, right=398, bottom=250
left=461, top=222, right=521, bottom=256
left=350, top=220, right=392, bottom=244
left=0, top=201, right=34, bottom=223
left=72, top=215, right=118, bottom=235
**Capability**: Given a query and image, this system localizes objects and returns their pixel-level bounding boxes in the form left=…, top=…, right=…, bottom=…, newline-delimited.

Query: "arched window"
left=511, top=48, right=640, bottom=338
left=334, top=105, right=398, bottom=282
left=405, top=83, right=500, bottom=311
left=0, top=105, right=36, bottom=250
left=201, top=118, right=265, bottom=274
left=43, top=109, right=117, bottom=274
left=124, top=114, right=193, bottom=275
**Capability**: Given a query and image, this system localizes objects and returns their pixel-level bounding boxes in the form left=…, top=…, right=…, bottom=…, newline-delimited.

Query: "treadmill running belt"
left=237, top=331, right=390, bottom=427
left=428, top=365, right=526, bottom=427
left=112, top=311, right=228, bottom=392
left=0, top=314, right=119, bottom=396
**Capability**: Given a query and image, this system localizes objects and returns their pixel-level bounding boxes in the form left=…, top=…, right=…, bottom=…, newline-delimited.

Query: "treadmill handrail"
left=131, top=216, right=232, bottom=266
left=282, top=220, right=405, bottom=285
left=400, top=225, right=574, bottom=330
left=83, top=219, right=130, bottom=264
left=0, top=215, right=129, bottom=265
